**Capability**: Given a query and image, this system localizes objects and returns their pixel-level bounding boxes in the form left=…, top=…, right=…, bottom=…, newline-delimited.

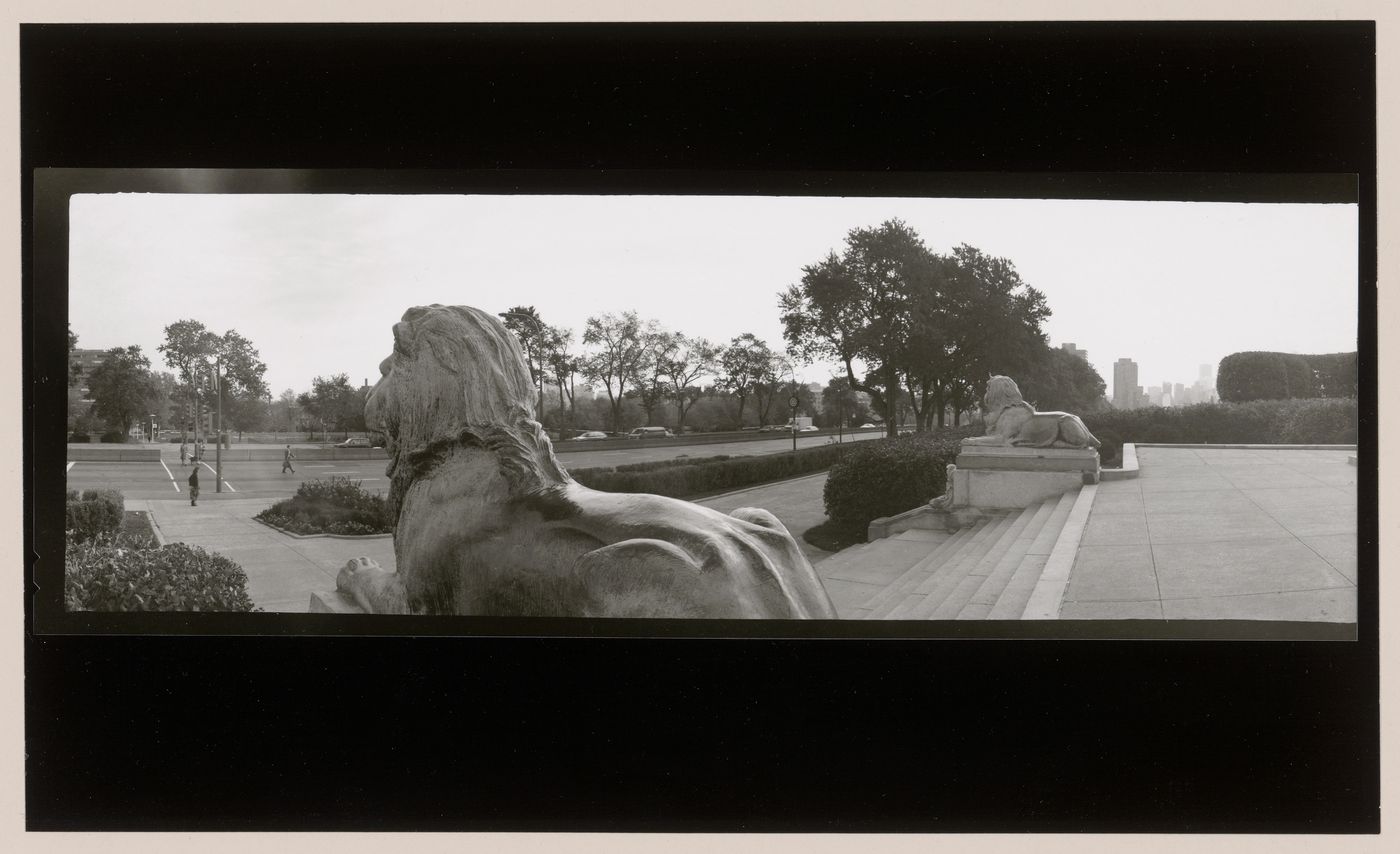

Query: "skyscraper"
left=1061, top=342, right=1088, bottom=362
left=1113, top=357, right=1139, bottom=409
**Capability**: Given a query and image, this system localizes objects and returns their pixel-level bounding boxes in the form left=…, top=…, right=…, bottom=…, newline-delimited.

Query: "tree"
left=664, top=336, right=720, bottom=433
left=780, top=220, right=936, bottom=437
left=224, top=391, right=272, bottom=439
left=630, top=325, right=678, bottom=426
left=1015, top=345, right=1109, bottom=414
left=581, top=311, right=648, bottom=433
left=297, top=374, right=363, bottom=438
left=818, top=376, right=870, bottom=428
left=717, top=333, right=775, bottom=428
left=67, top=324, right=83, bottom=387
left=275, top=389, right=302, bottom=433
left=751, top=353, right=791, bottom=427
left=87, top=346, right=156, bottom=437
left=500, top=305, right=564, bottom=421
left=159, top=320, right=270, bottom=438
left=544, top=325, right=581, bottom=429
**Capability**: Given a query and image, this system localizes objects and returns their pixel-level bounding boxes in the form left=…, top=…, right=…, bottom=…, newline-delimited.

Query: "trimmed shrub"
left=1094, top=429, right=1124, bottom=467
left=1084, top=398, right=1356, bottom=446
left=65, top=536, right=257, bottom=612
left=99, top=430, right=128, bottom=443
left=256, top=476, right=394, bottom=535
left=65, top=488, right=124, bottom=542
left=1279, top=398, right=1358, bottom=444
left=1306, top=352, right=1358, bottom=399
left=822, top=428, right=975, bottom=536
left=68, top=431, right=91, bottom=443
left=569, top=443, right=856, bottom=499
left=1217, top=350, right=1356, bottom=402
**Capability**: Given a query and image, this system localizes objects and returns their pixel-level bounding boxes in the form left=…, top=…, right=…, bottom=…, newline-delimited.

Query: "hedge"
left=569, top=442, right=858, bottom=499
left=65, top=488, right=124, bottom=542
left=65, top=536, right=257, bottom=612
left=822, top=428, right=976, bottom=536
left=256, top=476, right=395, bottom=535
left=1217, top=350, right=1357, bottom=402
left=1084, top=398, right=1356, bottom=446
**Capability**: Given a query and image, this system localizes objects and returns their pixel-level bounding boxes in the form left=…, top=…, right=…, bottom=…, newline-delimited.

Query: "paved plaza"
left=1060, top=447, right=1357, bottom=621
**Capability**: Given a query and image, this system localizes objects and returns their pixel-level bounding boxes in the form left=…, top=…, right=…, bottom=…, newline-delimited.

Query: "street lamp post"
left=205, top=357, right=224, bottom=494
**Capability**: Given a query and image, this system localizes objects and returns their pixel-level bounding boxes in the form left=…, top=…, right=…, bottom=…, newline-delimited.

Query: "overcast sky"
left=68, top=193, right=1358, bottom=402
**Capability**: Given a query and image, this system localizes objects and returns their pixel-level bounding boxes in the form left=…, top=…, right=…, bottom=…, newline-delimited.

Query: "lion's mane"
left=984, top=375, right=1030, bottom=413
left=369, top=304, right=571, bottom=515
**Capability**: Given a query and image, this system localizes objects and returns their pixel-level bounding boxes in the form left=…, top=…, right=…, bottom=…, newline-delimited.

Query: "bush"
left=1279, top=398, right=1358, bottom=444
left=99, top=430, right=127, bottom=443
left=65, top=536, right=257, bottom=612
left=569, top=443, right=855, bottom=499
left=1083, top=398, right=1356, bottom=446
left=1094, top=429, right=1124, bottom=467
left=256, top=476, right=395, bottom=535
left=65, top=488, right=124, bottom=542
left=68, top=431, right=91, bottom=443
left=822, top=428, right=975, bottom=536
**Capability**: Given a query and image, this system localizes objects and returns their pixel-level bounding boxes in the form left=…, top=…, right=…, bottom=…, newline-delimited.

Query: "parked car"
left=859, top=423, right=878, bottom=428
left=797, top=425, right=820, bottom=433
left=627, top=426, right=673, bottom=439
left=571, top=431, right=609, bottom=441
left=334, top=437, right=377, bottom=448
left=758, top=425, right=778, bottom=433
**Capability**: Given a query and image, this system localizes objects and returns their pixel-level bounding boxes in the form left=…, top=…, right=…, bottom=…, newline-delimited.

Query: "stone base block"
left=956, top=445, right=1101, bottom=474
left=309, top=590, right=366, bottom=614
left=951, top=468, right=1086, bottom=509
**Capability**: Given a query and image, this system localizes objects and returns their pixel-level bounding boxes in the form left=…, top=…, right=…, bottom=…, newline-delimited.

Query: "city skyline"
left=68, top=194, right=1359, bottom=399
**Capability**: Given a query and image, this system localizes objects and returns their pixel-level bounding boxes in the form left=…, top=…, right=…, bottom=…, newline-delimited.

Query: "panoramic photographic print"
left=57, top=185, right=1360, bottom=631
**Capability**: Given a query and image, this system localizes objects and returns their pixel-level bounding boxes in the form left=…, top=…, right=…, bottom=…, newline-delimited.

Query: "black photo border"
left=21, top=21, right=1379, bottom=833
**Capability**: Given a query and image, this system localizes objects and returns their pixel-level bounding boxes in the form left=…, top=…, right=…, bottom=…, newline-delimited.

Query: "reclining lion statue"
left=961, top=375, right=1101, bottom=450
left=337, top=304, right=837, bottom=619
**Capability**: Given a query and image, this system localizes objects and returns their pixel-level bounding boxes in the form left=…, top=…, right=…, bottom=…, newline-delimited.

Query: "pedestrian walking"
left=188, top=466, right=200, bottom=506
left=179, top=441, right=188, bottom=466
left=282, top=445, right=296, bottom=474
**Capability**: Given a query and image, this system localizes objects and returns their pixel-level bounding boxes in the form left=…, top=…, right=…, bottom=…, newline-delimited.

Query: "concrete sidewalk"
left=1060, top=447, right=1357, bottom=622
left=695, top=472, right=832, bottom=565
left=129, top=496, right=393, bottom=613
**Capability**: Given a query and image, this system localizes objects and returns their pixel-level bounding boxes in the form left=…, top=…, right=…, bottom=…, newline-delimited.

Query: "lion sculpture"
left=962, top=375, right=1102, bottom=450
left=336, top=304, right=838, bottom=619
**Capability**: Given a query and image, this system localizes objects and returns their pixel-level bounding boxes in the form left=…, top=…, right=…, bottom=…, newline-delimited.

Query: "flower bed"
left=255, top=476, right=395, bottom=536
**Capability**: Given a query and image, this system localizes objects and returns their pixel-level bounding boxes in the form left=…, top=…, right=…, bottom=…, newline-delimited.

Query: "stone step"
left=923, top=499, right=1046, bottom=619
left=870, top=518, right=998, bottom=620
left=852, top=520, right=981, bottom=617
left=985, top=490, right=1080, bottom=620
left=958, top=498, right=1061, bottom=619
left=817, top=536, right=946, bottom=592
left=892, top=528, right=948, bottom=542
left=890, top=513, right=1017, bottom=620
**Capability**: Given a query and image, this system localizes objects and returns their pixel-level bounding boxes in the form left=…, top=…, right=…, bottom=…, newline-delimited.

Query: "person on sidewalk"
left=188, top=466, right=200, bottom=506
left=282, top=445, right=296, bottom=474
left=179, top=441, right=188, bottom=466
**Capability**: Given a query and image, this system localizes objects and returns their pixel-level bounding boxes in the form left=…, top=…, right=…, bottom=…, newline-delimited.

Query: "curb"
left=692, top=470, right=830, bottom=504
left=1100, top=443, right=1140, bottom=481
left=1132, top=443, right=1357, bottom=450
left=1020, top=483, right=1097, bottom=620
left=252, top=516, right=394, bottom=541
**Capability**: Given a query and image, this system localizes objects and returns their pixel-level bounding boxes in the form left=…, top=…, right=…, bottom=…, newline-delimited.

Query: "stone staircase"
left=841, top=490, right=1080, bottom=620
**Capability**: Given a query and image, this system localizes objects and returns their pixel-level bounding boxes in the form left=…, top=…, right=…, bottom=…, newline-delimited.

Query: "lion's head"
left=367, top=304, right=570, bottom=512
left=983, top=375, right=1026, bottom=412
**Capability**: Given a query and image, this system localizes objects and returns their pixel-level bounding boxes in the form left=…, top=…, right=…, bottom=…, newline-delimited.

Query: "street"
left=66, top=432, right=884, bottom=500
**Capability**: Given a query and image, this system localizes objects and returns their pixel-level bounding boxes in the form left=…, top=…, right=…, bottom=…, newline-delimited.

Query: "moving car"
left=334, top=437, right=376, bottom=448
left=627, top=426, right=673, bottom=439
left=797, top=425, right=820, bottom=433
left=571, top=431, right=609, bottom=441
left=859, top=423, right=878, bottom=429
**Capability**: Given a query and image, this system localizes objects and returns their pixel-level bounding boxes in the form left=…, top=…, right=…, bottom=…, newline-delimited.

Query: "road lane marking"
left=66, top=462, right=74, bottom=473
left=159, top=459, right=181, bottom=492
left=199, top=461, right=237, bottom=492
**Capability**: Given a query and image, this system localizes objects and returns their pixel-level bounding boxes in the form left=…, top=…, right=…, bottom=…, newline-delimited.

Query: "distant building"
left=1061, top=342, right=1088, bottom=362
left=1112, top=357, right=1140, bottom=409
left=1173, top=383, right=1187, bottom=406
left=70, top=347, right=109, bottom=402
left=1146, top=385, right=1161, bottom=404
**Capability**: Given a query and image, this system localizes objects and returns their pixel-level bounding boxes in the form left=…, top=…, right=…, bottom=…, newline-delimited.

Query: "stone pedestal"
left=309, top=590, right=366, bottom=614
left=948, top=446, right=1100, bottom=510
